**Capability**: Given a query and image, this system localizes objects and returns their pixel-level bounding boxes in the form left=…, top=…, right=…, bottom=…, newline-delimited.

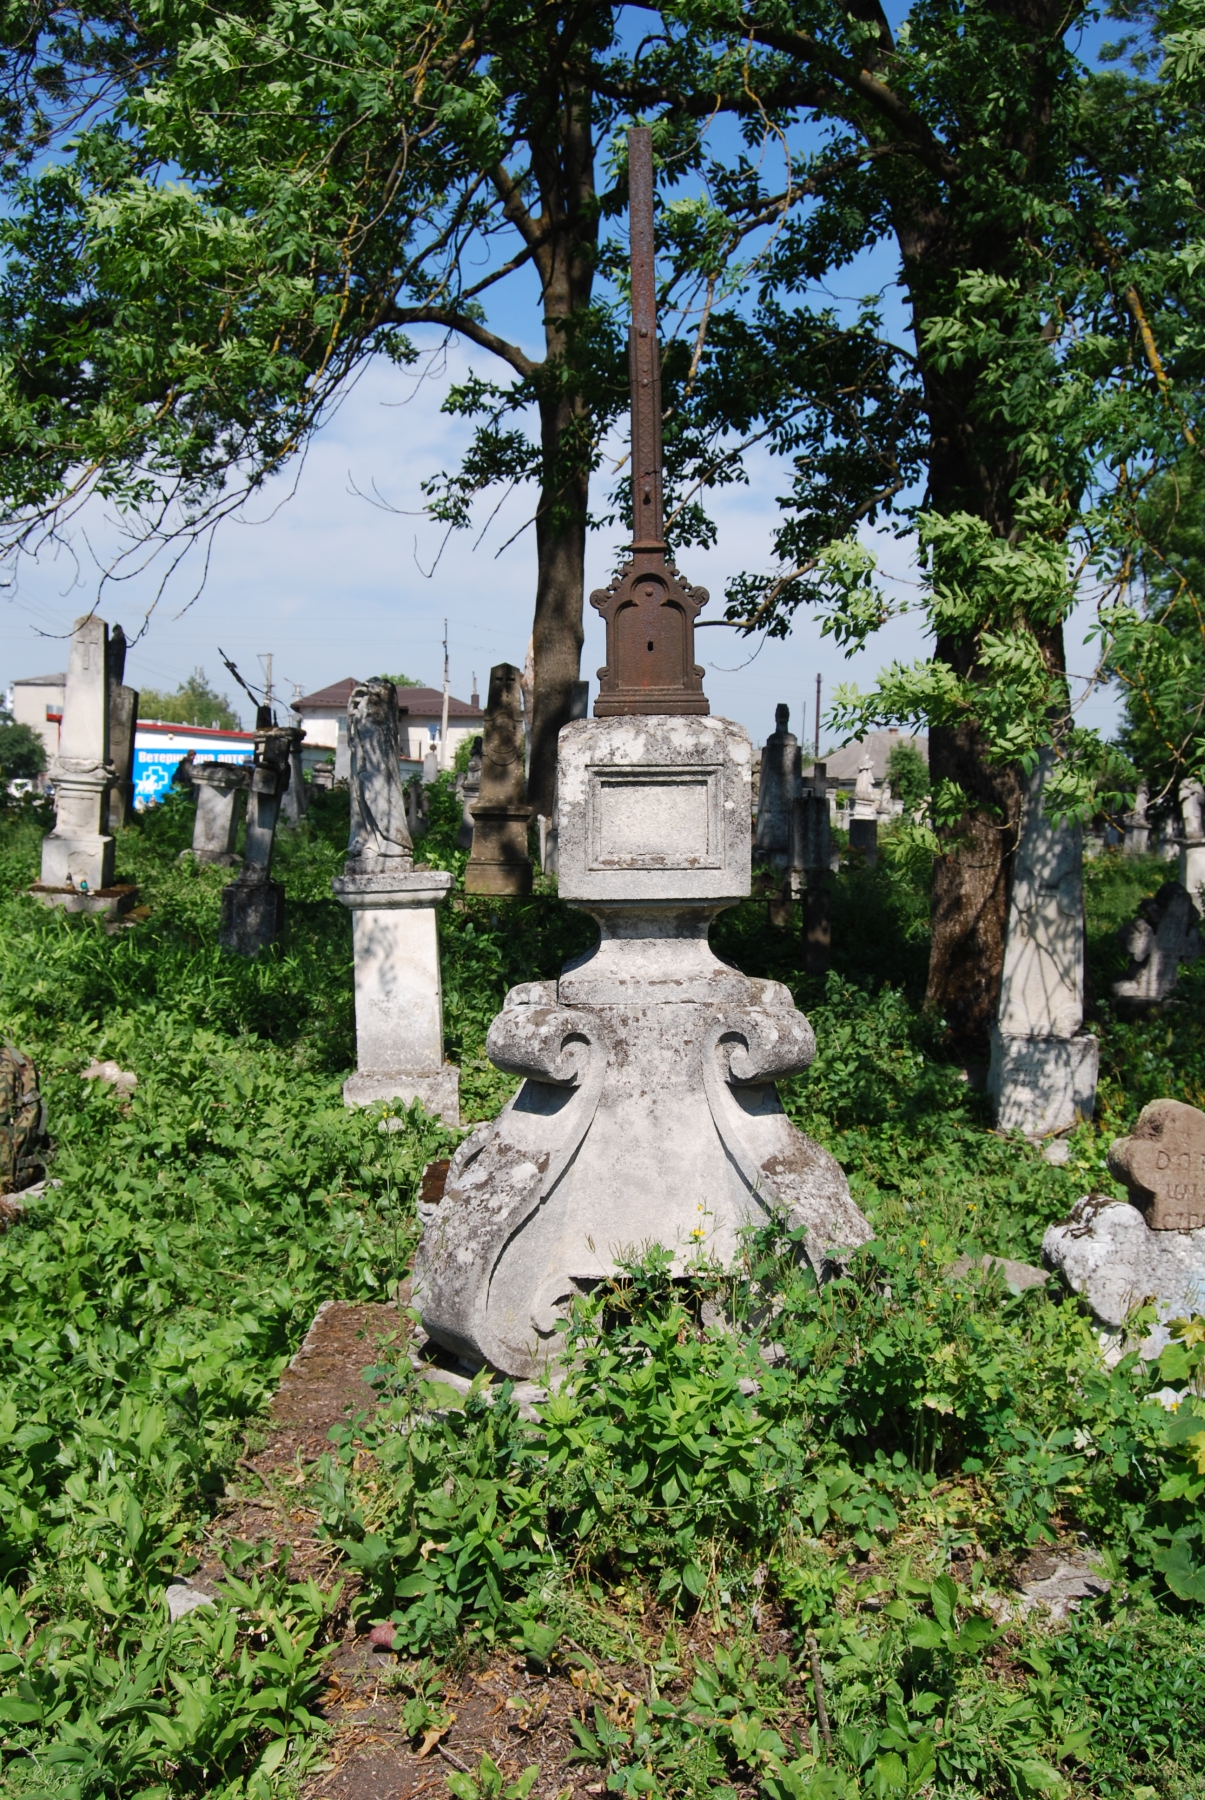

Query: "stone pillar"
left=218, top=726, right=301, bottom=955
left=190, top=763, right=251, bottom=863
left=334, top=713, right=351, bottom=783
left=280, top=740, right=307, bottom=825
left=755, top=704, right=801, bottom=874
left=847, top=747, right=879, bottom=865
left=1123, top=780, right=1150, bottom=856
left=332, top=679, right=457, bottom=1123
left=105, top=625, right=139, bottom=832
left=465, top=664, right=532, bottom=895
left=794, top=762, right=832, bottom=974
left=987, top=751, right=1098, bottom=1135
left=1179, top=780, right=1205, bottom=911
left=38, top=614, right=117, bottom=897
left=413, top=715, right=871, bottom=1378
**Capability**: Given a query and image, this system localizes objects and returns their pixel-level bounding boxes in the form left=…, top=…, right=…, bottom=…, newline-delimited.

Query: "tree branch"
left=380, top=304, right=536, bottom=378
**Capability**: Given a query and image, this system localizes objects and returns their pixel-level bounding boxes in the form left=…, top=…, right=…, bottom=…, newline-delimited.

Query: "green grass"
left=0, top=794, right=1202, bottom=1798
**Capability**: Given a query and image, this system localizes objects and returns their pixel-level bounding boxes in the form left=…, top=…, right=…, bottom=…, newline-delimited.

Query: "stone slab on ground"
left=944, top=1253, right=1049, bottom=1295
left=986, top=1545, right=1111, bottom=1624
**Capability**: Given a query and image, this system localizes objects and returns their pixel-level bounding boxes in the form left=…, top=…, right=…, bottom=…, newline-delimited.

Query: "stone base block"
left=219, top=877, right=284, bottom=956
left=343, top=1066, right=460, bottom=1126
left=1043, top=1197, right=1205, bottom=1353
left=40, top=833, right=115, bottom=893
left=29, top=882, right=138, bottom=919
left=848, top=817, right=878, bottom=865
left=464, top=859, right=533, bottom=896
left=988, top=1029, right=1098, bottom=1135
left=466, top=805, right=532, bottom=895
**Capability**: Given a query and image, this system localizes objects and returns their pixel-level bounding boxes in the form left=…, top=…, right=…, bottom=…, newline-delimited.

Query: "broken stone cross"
left=413, top=127, right=870, bottom=1379
left=332, top=679, right=458, bottom=1124
left=464, top=664, right=533, bottom=896
left=218, top=723, right=302, bottom=955
left=988, top=749, right=1098, bottom=1136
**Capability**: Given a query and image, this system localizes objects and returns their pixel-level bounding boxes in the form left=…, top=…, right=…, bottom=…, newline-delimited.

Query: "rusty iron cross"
left=591, top=127, right=709, bottom=718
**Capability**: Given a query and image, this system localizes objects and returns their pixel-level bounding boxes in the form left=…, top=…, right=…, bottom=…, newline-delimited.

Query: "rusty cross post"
left=591, top=127, right=709, bottom=717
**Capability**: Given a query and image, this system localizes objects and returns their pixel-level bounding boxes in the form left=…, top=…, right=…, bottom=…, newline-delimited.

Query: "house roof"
left=14, top=672, right=67, bottom=686
left=810, top=728, right=928, bottom=784
left=295, top=678, right=483, bottom=719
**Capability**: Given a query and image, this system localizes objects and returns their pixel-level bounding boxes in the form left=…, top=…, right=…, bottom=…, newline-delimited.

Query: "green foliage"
left=138, top=669, right=241, bottom=731
left=884, top=744, right=929, bottom=814
left=0, top=718, right=46, bottom=783
left=377, top=673, right=424, bottom=688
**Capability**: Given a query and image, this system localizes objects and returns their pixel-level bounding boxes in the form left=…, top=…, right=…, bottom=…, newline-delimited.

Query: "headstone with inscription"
left=413, top=129, right=870, bottom=1379
left=987, top=750, right=1098, bottom=1135
left=332, top=679, right=457, bottom=1123
left=190, top=763, right=251, bottom=864
left=218, top=724, right=302, bottom=955
left=33, top=614, right=136, bottom=916
left=465, top=664, right=532, bottom=895
left=1044, top=1100, right=1205, bottom=1350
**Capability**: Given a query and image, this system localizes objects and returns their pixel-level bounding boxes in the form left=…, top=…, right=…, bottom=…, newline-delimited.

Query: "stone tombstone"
left=465, top=663, right=532, bottom=895
left=413, top=712, right=871, bottom=1377
left=218, top=725, right=301, bottom=955
left=332, top=679, right=457, bottom=1124
left=987, top=750, right=1098, bottom=1136
left=1179, top=779, right=1205, bottom=911
left=280, top=738, right=307, bottom=825
left=457, top=736, right=483, bottom=851
left=38, top=613, right=116, bottom=896
left=105, top=625, right=139, bottom=832
left=794, top=763, right=833, bottom=975
left=1111, top=881, right=1201, bottom=1017
left=1108, top=1099, right=1205, bottom=1230
left=190, top=762, right=251, bottom=864
left=1124, top=780, right=1150, bottom=857
left=846, top=747, right=879, bottom=865
left=755, top=704, right=802, bottom=873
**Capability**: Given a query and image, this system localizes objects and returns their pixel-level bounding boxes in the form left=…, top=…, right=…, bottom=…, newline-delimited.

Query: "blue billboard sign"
left=132, top=725, right=255, bottom=809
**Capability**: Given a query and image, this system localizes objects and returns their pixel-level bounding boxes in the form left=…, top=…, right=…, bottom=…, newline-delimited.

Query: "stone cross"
left=39, top=613, right=116, bottom=894
left=755, top=704, right=802, bottom=873
left=218, top=725, right=302, bottom=955
left=332, top=679, right=457, bottom=1124
left=106, top=625, right=139, bottom=832
left=413, top=129, right=870, bottom=1379
left=190, top=762, right=252, bottom=863
left=465, top=663, right=532, bottom=895
left=988, top=750, right=1098, bottom=1135
left=1112, top=881, right=1201, bottom=1017
left=1109, top=1099, right=1205, bottom=1230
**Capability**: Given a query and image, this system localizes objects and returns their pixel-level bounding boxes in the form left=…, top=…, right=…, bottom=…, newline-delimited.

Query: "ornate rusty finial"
left=591, top=127, right=709, bottom=718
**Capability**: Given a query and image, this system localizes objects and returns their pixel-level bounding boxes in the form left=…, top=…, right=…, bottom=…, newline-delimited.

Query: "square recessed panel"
left=589, top=767, right=720, bottom=870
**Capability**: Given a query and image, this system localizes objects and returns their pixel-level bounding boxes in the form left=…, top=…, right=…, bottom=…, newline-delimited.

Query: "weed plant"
left=0, top=795, right=1202, bottom=1798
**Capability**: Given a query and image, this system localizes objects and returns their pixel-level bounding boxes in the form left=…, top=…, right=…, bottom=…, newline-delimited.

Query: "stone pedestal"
left=107, top=685, right=138, bottom=831
left=414, top=714, right=871, bottom=1378
left=464, top=806, right=533, bottom=894
left=848, top=817, right=878, bottom=865
left=989, top=750, right=1096, bottom=1135
left=333, top=870, right=458, bottom=1124
left=190, top=763, right=251, bottom=863
left=219, top=871, right=284, bottom=954
left=333, top=679, right=457, bottom=1123
left=37, top=615, right=118, bottom=898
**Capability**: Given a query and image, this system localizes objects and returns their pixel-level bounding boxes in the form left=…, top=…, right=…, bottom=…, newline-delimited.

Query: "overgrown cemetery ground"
left=3, top=783, right=1205, bottom=1800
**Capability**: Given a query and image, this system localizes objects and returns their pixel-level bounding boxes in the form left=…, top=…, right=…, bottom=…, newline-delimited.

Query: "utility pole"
left=814, top=672, right=821, bottom=760
left=439, top=619, right=451, bottom=770
left=258, top=652, right=274, bottom=722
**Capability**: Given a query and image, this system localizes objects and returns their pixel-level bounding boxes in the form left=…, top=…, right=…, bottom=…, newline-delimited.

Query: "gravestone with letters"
left=413, top=129, right=870, bottom=1379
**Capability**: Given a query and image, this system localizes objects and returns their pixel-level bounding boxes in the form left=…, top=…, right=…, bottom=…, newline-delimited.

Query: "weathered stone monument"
left=412, top=129, right=870, bottom=1378
left=1123, top=780, right=1150, bottom=857
left=457, top=736, right=483, bottom=850
left=464, top=665, right=533, bottom=896
left=755, top=704, right=802, bottom=873
left=218, top=724, right=302, bottom=955
left=332, top=679, right=458, bottom=1124
left=280, top=737, right=308, bottom=826
left=190, top=763, right=251, bottom=864
left=1044, top=1099, right=1205, bottom=1349
left=1179, top=779, right=1205, bottom=910
left=847, top=747, right=879, bottom=865
left=1111, top=882, right=1201, bottom=1017
left=794, top=762, right=833, bottom=974
left=33, top=614, right=137, bottom=917
left=105, top=626, right=139, bottom=832
left=988, top=751, right=1098, bottom=1136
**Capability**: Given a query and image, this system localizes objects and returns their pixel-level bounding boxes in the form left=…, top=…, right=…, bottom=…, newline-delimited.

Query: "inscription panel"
left=1108, top=1098, right=1205, bottom=1230
left=590, top=769, right=717, bottom=870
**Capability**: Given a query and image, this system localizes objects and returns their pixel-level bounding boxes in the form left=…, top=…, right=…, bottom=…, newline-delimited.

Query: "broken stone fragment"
left=1107, top=1097, right=1205, bottom=1231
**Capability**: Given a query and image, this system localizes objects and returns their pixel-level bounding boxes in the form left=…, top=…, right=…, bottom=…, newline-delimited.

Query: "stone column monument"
left=105, top=626, right=139, bottom=832
left=413, top=130, right=870, bottom=1378
left=1123, top=780, right=1150, bottom=857
left=218, top=724, right=302, bottom=954
left=333, top=679, right=458, bottom=1124
left=1179, top=779, right=1205, bottom=910
left=189, top=763, right=251, bottom=863
left=847, top=748, right=879, bottom=865
left=755, top=704, right=802, bottom=873
left=34, top=614, right=136, bottom=915
left=464, top=665, right=533, bottom=895
left=794, top=762, right=833, bottom=974
left=987, top=750, right=1098, bottom=1135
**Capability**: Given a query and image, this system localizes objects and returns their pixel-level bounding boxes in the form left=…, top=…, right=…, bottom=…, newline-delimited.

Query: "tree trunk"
left=529, top=390, right=588, bottom=816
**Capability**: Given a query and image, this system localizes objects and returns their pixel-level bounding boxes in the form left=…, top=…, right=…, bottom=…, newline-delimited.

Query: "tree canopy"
left=138, top=668, right=241, bottom=730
